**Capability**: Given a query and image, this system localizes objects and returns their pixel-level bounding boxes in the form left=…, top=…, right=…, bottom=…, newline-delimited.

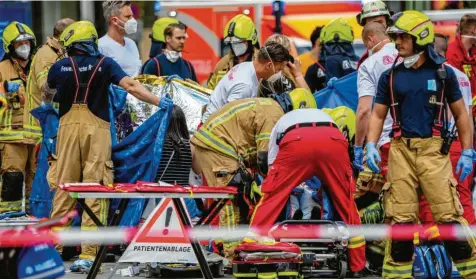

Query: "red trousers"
left=250, top=126, right=366, bottom=272
left=419, top=140, right=476, bottom=225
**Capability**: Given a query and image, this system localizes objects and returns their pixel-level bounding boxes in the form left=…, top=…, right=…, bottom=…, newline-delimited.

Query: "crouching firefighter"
left=191, top=92, right=298, bottom=260
left=249, top=90, right=366, bottom=276
left=45, top=21, right=159, bottom=266
left=366, top=11, right=476, bottom=279
left=0, top=21, right=36, bottom=213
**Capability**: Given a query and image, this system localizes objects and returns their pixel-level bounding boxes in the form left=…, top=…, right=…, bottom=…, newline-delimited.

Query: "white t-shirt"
left=202, top=62, right=259, bottom=122
left=268, top=109, right=335, bottom=165
left=448, top=64, right=472, bottom=130
left=358, top=43, right=399, bottom=148
left=99, top=35, right=142, bottom=77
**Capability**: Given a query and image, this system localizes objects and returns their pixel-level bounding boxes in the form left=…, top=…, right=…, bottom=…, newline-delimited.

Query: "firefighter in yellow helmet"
left=24, top=19, right=75, bottom=147
left=367, top=11, right=476, bottom=278
left=46, top=21, right=159, bottom=269
left=0, top=21, right=36, bottom=213
left=207, top=14, right=259, bottom=90
left=321, top=17, right=359, bottom=80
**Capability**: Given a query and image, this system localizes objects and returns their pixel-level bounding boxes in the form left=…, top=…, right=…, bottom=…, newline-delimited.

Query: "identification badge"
left=427, top=79, right=437, bottom=91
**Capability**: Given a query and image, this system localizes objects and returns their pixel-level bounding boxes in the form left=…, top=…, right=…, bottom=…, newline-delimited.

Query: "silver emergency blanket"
left=130, top=75, right=211, bottom=134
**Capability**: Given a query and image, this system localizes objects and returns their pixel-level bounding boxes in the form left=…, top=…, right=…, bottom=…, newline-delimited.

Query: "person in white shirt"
left=201, top=41, right=296, bottom=123
left=418, top=33, right=476, bottom=226
left=99, top=0, right=141, bottom=77
left=354, top=22, right=401, bottom=208
left=250, top=92, right=366, bottom=274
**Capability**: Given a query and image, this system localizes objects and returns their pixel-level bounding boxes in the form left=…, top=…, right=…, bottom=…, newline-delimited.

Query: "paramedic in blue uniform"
left=44, top=21, right=159, bottom=270
left=142, top=22, right=197, bottom=82
left=366, top=11, right=476, bottom=279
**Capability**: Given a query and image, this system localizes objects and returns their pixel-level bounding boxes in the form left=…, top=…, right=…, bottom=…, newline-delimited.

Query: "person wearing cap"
left=355, top=0, right=392, bottom=69
left=201, top=41, right=293, bottom=123
left=353, top=22, right=399, bottom=208
left=147, top=17, right=179, bottom=60
left=45, top=21, right=159, bottom=270
left=0, top=21, right=36, bottom=214
left=320, top=18, right=359, bottom=81
left=207, top=14, right=260, bottom=90
left=249, top=88, right=366, bottom=275
left=142, top=22, right=197, bottom=82
left=367, top=11, right=476, bottom=278
left=447, top=14, right=476, bottom=115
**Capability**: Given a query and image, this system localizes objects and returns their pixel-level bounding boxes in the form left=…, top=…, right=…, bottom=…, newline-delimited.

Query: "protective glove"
left=166, top=74, right=183, bottom=82
left=365, top=142, right=381, bottom=174
left=305, top=176, right=321, bottom=191
left=456, top=149, right=473, bottom=182
left=6, top=81, right=21, bottom=93
left=353, top=146, right=364, bottom=172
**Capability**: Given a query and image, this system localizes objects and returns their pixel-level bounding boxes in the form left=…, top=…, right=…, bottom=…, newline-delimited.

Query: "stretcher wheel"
left=338, top=260, right=347, bottom=279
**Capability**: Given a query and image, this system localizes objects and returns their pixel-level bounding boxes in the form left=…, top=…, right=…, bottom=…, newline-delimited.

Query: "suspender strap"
left=69, top=56, right=105, bottom=104
left=185, top=60, right=192, bottom=76
left=432, top=64, right=447, bottom=137
left=389, top=57, right=402, bottom=139
left=153, top=57, right=161, bottom=76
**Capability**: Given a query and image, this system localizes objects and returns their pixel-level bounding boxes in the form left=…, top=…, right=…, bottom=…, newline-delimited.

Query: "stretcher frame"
left=68, top=191, right=236, bottom=279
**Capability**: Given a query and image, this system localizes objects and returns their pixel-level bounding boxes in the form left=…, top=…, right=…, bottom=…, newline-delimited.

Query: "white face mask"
left=267, top=70, right=282, bottom=83
left=368, top=39, right=388, bottom=56
left=15, top=44, right=30, bottom=60
left=231, top=42, right=248, bottom=57
left=117, top=18, right=137, bottom=35
left=403, top=51, right=423, bottom=68
left=165, top=49, right=181, bottom=63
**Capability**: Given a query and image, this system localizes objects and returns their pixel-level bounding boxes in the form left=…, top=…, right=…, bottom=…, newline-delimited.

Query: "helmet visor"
left=387, top=26, right=408, bottom=41
left=223, top=36, right=245, bottom=44
left=14, top=34, right=34, bottom=43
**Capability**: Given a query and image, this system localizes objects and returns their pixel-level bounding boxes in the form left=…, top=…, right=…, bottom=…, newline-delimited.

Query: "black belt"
left=276, top=122, right=338, bottom=145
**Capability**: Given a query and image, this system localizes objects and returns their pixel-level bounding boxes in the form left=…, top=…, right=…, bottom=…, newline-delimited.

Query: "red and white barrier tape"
left=1, top=224, right=476, bottom=247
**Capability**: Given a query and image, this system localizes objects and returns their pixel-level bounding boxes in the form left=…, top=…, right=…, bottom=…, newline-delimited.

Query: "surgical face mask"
left=116, top=18, right=137, bottom=35
left=403, top=51, right=423, bottom=68
left=15, top=44, right=30, bottom=60
left=368, top=39, right=388, bottom=56
left=231, top=42, right=248, bottom=57
left=165, top=49, right=181, bottom=63
left=267, top=70, right=282, bottom=83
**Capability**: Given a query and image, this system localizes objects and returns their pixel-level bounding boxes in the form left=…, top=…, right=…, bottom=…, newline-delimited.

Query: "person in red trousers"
left=249, top=104, right=366, bottom=276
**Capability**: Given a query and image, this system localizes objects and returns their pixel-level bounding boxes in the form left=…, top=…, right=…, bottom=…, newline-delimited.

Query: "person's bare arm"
left=119, top=76, right=159, bottom=106
left=367, top=103, right=388, bottom=144
left=41, top=82, right=56, bottom=104
left=355, top=96, right=374, bottom=146
left=287, top=61, right=310, bottom=91
left=450, top=98, right=472, bottom=150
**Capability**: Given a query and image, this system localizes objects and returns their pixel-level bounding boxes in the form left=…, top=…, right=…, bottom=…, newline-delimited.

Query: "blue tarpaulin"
left=313, top=72, right=358, bottom=112
left=112, top=97, right=174, bottom=227
left=29, top=104, right=59, bottom=218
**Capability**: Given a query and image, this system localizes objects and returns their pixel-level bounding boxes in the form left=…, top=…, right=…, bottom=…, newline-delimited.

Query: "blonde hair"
left=265, top=34, right=291, bottom=51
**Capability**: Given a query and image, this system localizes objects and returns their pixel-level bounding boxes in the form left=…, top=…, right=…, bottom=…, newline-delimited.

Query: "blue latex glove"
left=365, top=142, right=381, bottom=173
left=456, top=149, right=473, bottom=182
left=166, top=74, right=183, bottom=82
left=353, top=146, right=364, bottom=172
left=6, top=81, right=21, bottom=93
left=305, top=176, right=321, bottom=191
left=326, top=77, right=338, bottom=89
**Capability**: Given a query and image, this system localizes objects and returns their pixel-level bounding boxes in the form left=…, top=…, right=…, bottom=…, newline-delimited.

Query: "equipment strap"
left=69, top=56, right=106, bottom=104
left=389, top=60, right=446, bottom=139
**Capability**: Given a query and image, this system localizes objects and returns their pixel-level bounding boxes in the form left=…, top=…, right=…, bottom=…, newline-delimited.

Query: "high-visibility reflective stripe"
left=455, top=259, right=476, bottom=276
left=194, top=129, right=238, bottom=159
left=368, top=244, right=384, bottom=255
left=99, top=198, right=108, bottom=225
left=349, top=235, right=365, bottom=248
left=382, top=263, right=413, bottom=278
left=413, top=232, right=420, bottom=245
left=0, top=200, right=22, bottom=212
left=206, top=101, right=256, bottom=130
left=255, top=133, right=270, bottom=142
